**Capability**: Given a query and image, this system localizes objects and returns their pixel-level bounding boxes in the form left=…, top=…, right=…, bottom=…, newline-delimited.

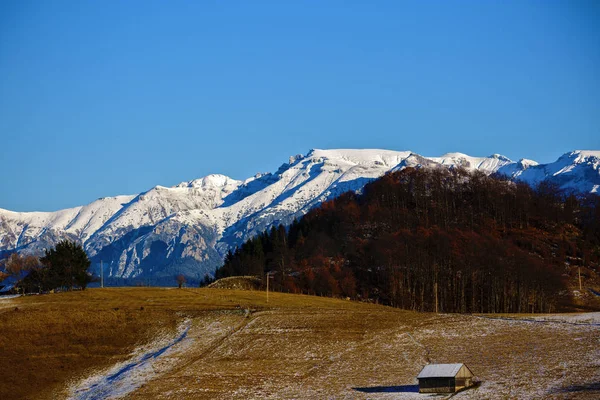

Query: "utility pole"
left=578, top=266, right=582, bottom=291
left=266, top=272, right=274, bottom=303
left=434, top=281, right=438, bottom=313
left=100, top=260, right=104, bottom=289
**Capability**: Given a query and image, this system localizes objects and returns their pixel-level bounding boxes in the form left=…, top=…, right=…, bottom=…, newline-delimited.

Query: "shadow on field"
left=552, top=382, right=600, bottom=394
left=353, top=384, right=419, bottom=393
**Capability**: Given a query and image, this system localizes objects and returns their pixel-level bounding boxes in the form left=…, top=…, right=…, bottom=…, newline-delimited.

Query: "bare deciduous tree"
left=176, top=274, right=186, bottom=289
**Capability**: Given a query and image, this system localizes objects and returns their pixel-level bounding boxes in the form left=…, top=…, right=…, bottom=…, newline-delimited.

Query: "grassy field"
left=1, top=288, right=598, bottom=399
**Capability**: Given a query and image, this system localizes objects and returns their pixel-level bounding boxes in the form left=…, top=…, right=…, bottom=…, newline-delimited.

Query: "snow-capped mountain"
left=1, top=149, right=598, bottom=283
left=499, top=150, right=600, bottom=194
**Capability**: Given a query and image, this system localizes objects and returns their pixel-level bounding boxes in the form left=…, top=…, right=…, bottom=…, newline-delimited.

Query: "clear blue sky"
left=1, top=0, right=598, bottom=211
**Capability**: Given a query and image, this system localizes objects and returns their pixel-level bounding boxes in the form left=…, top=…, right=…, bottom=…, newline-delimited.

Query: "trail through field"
left=69, top=319, right=192, bottom=400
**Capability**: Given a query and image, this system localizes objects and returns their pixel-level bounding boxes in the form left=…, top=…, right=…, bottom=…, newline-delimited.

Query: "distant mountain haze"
left=1, top=149, right=598, bottom=284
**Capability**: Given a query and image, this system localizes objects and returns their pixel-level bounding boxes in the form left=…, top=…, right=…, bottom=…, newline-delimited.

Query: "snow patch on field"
left=0, top=294, right=21, bottom=300
left=529, top=312, right=600, bottom=324
left=476, top=312, right=600, bottom=326
left=69, top=319, right=192, bottom=400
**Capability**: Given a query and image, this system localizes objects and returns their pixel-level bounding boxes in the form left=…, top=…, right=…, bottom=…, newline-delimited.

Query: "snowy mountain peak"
left=176, top=174, right=240, bottom=189
left=439, top=152, right=471, bottom=159
left=489, top=154, right=512, bottom=162
left=307, top=148, right=413, bottom=167
left=499, top=150, right=600, bottom=194
left=517, top=158, right=539, bottom=168
left=563, top=150, right=600, bottom=164
left=288, top=154, right=305, bottom=165
left=428, top=152, right=514, bottom=173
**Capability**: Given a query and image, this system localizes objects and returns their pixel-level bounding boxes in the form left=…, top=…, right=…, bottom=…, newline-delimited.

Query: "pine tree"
left=39, top=240, right=92, bottom=290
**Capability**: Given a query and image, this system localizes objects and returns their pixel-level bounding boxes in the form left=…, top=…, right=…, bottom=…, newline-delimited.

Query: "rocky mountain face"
left=1, top=149, right=598, bottom=284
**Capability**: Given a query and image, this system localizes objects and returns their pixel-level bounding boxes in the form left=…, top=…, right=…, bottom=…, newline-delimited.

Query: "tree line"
left=0, top=240, right=92, bottom=293
left=216, top=167, right=600, bottom=313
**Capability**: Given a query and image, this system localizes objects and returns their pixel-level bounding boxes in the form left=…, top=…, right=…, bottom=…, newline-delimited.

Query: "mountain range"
left=1, top=149, right=599, bottom=284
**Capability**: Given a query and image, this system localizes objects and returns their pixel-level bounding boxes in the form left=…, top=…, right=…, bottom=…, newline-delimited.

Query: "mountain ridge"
left=1, top=148, right=599, bottom=283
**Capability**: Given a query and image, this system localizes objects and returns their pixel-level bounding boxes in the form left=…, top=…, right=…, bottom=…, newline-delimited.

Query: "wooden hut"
left=417, top=363, right=474, bottom=393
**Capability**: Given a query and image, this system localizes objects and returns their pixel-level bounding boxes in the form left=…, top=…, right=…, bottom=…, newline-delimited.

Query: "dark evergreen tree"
left=32, top=240, right=92, bottom=291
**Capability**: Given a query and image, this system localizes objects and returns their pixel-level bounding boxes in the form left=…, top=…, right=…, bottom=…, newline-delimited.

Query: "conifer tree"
left=39, top=240, right=92, bottom=290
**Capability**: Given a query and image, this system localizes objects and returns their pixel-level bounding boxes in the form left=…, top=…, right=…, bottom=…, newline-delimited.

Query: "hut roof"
left=417, top=363, right=468, bottom=378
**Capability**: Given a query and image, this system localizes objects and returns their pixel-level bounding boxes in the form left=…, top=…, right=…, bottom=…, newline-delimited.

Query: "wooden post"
left=578, top=267, right=582, bottom=291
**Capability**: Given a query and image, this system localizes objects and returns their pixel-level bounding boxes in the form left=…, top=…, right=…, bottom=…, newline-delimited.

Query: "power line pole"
left=100, top=260, right=104, bottom=289
left=578, top=266, right=582, bottom=291
left=434, top=281, right=438, bottom=313
left=266, top=272, right=274, bottom=303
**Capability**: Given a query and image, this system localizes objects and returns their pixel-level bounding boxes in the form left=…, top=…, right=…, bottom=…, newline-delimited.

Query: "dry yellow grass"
left=0, top=288, right=379, bottom=400
left=0, top=289, right=178, bottom=400
left=129, top=309, right=599, bottom=399
left=1, top=288, right=598, bottom=399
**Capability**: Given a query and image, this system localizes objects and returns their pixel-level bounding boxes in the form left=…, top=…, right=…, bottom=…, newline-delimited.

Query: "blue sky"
left=1, top=0, right=598, bottom=211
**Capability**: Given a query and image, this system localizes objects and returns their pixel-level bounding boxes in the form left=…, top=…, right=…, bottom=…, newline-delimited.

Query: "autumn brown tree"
left=215, top=167, right=599, bottom=313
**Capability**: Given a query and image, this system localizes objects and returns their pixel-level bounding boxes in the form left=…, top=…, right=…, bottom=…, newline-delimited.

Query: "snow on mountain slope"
left=505, top=150, right=600, bottom=193
left=86, top=174, right=240, bottom=250
left=428, top=152, right=514, bottom=173
left=0, top=195, right=135, bottom=252
left=213, top=150, right=413, bottom=251
left=1, top=149, right=598, bottom=283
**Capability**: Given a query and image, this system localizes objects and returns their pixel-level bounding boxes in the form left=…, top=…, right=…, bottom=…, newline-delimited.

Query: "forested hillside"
left=216, top=167, right=600, bottom=313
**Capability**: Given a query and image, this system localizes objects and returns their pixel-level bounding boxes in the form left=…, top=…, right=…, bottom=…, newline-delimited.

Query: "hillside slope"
left=1, top=289, right=598, bottom=400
